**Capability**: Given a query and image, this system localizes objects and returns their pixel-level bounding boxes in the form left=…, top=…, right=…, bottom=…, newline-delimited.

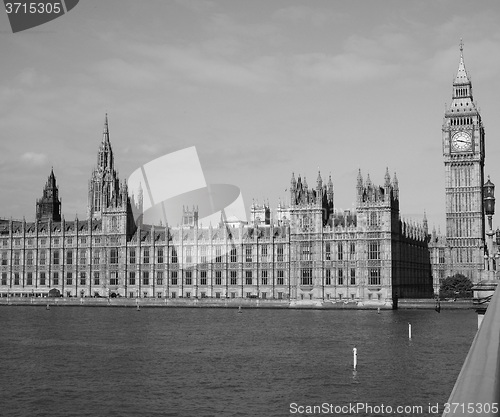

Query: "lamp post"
left=483, top=177, right=496, bottom=277
left=473, top=177, right=497, bottom=328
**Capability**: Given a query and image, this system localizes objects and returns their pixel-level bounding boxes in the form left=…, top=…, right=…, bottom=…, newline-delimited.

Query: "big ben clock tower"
left=443, top=41, right=485, bottom=282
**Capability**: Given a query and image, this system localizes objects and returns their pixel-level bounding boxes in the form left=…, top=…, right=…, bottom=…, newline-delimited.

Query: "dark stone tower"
left=36, top=168, right=61, bottom=222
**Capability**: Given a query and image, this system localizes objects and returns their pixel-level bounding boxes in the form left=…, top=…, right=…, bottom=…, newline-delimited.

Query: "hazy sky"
left=2, top=0, right=500, bottom=232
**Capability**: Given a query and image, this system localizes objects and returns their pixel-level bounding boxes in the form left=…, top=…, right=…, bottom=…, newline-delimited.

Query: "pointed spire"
left=454, top=38, right=471, bottom=85
left=393, top=172, right=399, bottom=198
left=384, top=167, right=391, bottom=187
left=357, top=169, right=363, bottom=187
left=423, top=210, right=428, bottom=234
left=102, top=113, right=110, bottom=144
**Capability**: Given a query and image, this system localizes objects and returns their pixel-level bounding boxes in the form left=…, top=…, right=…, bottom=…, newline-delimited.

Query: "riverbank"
left=0, top=297, right=474, bottom=309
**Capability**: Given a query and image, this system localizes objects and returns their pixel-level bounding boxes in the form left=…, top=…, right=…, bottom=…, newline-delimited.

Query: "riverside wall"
left=0, top=297, right=473, bottom=310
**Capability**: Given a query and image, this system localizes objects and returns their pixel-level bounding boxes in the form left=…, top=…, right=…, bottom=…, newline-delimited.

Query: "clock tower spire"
left=442, top=41, right=485, bottom=282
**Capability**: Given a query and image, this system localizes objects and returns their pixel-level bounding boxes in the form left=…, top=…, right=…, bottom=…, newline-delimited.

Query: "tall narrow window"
left=277, top=244, right=284, bottom=261
left=110, top=248, right=119, bottom=264
left=325, top=242, right=331, bottom=260
left=301, top=269, right=312, bottom=285
left=230, top=248, right=237, bottom=263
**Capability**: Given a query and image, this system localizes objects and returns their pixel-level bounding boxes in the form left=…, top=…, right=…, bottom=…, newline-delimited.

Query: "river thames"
left=0, top=307, right=476, bottom=416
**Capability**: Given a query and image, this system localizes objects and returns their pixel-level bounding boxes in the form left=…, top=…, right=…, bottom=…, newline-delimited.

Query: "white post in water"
left=408, top=323, right=412, bottom=339
left=353, top=347, right=357, bottom=370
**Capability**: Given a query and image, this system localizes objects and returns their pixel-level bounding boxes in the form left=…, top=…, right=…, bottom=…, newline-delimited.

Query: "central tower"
left=442, top=42, right=485, bottom=281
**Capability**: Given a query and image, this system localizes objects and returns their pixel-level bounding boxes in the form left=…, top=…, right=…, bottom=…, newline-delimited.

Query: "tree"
left=439, top=273, right=473, bottom=299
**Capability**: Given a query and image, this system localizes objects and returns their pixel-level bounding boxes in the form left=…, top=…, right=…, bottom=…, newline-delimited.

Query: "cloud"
left=292, top=51, right=399, bottom=84
left=273, top=5, right=342, bottom=26
left=20, top=152, right=47, bottom=166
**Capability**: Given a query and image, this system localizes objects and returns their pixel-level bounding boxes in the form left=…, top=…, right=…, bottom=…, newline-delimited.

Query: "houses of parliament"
left=0, top=46, right=493, bottom=306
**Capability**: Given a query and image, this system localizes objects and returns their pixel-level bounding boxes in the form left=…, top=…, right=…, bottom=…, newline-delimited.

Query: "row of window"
left=1, top=268, right=382, bottom=287
left=1, top=241, right=382, bottom=265
left=2, top=237, right=118, bottom=246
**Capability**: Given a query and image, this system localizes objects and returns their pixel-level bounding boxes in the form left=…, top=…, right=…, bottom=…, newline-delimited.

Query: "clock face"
left=451, top=131, right=472, bottom=151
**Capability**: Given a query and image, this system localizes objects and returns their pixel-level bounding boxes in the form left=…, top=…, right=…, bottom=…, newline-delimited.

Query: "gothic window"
left=350, top=269, right=356, bottom=285
left=370, top=212, right=379, bottom=227
left=157, top=271, right=163, bottom=286
left=129, top=272, right=136, bottom=285
left=301, top=268, right=312, bottom=286
left=325, top=269, right=331, bottom=285
left=350, top=242, right=356, bottom=257
left=438, top=249, right=445, bottom=264
left=66, top=250, right=73, bottom=265
left=215, top=246, right=222, bottom=263
left=369, top=268, right=381, bottom=286
left=245, top=246, right=252, bottom=262
left=261, top=270, right=268, bottom=285
left=230, top=270, right=237, bottom=285
left=80, top=272, right=86, bottom=285
left=52, top=250, right=59, bottom=265
left=142, top=271, right=149, bottom=286
left=157, top=248, right=164, bottom=264
left=200, top=271, right=207, bottom=285
left=261, top=244, right=268, bottom=259
left=143, top=249, right=149, bottom=264
left=1, top=251, right=7, bottom=266
left=186, top=247, right=192, bottom=263
left=110, top=271, right=119, bottom=286
left=93, top=249, right=100, bottom=265
left=26, top=250, right=33, bottom=266
left=185, top=271, right=192, bottom=285
left=338, top=269, right=344, bottom=285
left=245, top=270, right=252, bottom=285
left=337, top=243, right=343, bottom=261
left=277, top=270, right=284, bottom=286
left=200, top=246, right=206, bottom=263
left=215, top=271, right=222, bottom=286
left=301, top=242, right=311, bottom=260
left=277, top=244, right=284, bottom=261
left=40, top=272, right=46, bottom=286
left=368, top=241, right=380, bottom=260
left=171, top=247, right=178, bottom=264
left=325, top=242, right=331, bottom=260
left=93, top=272, right=100, bottom=285
left=111, top=216, right=117, bottom=229
left=66, top=272, right=73, bottom=286
left=230, top=248, right=237, bottom=263
left=110, top=248, right=118, bottom=264
left=79, top=250, right=86, bottom=265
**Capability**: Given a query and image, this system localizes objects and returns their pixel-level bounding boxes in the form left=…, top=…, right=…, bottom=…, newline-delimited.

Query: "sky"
left=2, top=0, right=500, bottom=232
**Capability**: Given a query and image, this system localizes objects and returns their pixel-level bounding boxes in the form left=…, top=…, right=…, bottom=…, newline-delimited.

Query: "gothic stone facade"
left=0, top=115, right=433, bottom=304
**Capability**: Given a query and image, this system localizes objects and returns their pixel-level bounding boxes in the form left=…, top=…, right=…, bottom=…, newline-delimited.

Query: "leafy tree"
left=439, top=273, right=473, bottom=299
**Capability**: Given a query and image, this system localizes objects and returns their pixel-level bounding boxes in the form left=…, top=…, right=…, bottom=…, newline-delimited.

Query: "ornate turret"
left=88, top=114, right=121, bottom=219
left=36, top=168, right=61, bottom=222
